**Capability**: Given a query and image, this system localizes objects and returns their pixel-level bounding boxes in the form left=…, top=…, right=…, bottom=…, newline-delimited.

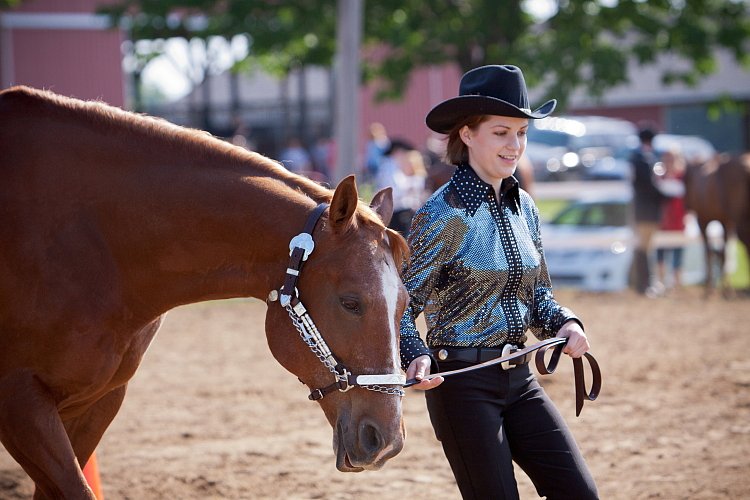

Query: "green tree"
left=363, top=0, right=750, bottom=107
left=100, top=1, right=337, bottom=77
left=101, top=0, right=750, bottom=109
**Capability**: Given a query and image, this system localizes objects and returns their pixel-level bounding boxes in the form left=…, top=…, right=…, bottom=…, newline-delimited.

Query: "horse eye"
left=339, top=297, right=361, bottom=314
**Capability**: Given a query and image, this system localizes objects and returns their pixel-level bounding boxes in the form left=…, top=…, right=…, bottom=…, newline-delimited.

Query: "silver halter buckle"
left=289, top=232, right=315, bottom=260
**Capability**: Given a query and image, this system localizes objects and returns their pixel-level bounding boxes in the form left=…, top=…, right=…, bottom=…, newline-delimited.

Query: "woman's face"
left=460, top=115, right=529, bottom=187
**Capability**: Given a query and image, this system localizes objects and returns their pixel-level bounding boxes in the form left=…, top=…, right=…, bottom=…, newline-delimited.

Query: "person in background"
left=311, top=134, right=334, bottom=183
left=423, top=133, right=457, bottom=193
left=375, top=139, right=428, bottom=235
left=654, top=149, right=688, bottom=294
left=401, top=64, right=598, bottom=499
left=229, top=118, right=256, bottom=151
left=392, top=149, right=429, bottom=235
left=279, top=137, right=312, bottom=174
left=375, top=138, right=414, bottom=193
left=515, top=154, right=536, bottom=198
left=629, top=125, right=665, bottom=296
left=364, top=122, right=391, bottom=183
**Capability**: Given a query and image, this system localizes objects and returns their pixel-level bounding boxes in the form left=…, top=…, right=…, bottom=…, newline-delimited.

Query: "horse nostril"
left=360, top=421, right=384, bottom=455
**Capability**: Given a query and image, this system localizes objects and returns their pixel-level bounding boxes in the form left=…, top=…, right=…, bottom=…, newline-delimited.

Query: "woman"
left=400, top=65, right=599, bottom=499
left=655, top=149, right=688, bottom=293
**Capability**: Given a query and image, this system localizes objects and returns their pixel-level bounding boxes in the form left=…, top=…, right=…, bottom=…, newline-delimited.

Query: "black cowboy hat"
left=425, top=65, right=557, bottom=134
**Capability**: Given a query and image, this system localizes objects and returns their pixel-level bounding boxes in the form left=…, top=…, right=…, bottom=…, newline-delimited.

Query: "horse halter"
left=268, top=203, right=406, bottom=400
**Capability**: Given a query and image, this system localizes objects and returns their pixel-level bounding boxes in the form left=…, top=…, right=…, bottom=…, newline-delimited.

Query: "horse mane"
left=346, top=205, right=410, bottom=272
left=1, top=85, right=331, bottom=199
left=1, top=86, right=407, bottom=267
left=385, top=227, right=410, bottom=272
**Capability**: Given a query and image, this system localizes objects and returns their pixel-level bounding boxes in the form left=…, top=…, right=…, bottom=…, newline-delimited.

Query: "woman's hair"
left=444, top=115, right=490, bottom=165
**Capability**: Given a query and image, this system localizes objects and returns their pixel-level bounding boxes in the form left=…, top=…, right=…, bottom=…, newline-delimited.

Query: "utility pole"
left=334, top=0, right=362, bottom=182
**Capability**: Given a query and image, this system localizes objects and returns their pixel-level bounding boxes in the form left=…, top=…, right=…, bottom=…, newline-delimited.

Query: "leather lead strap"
left=408, top=337, right=567, bottom=385
left=534, top=342, right=602, bottom=417
left=406, top=338, right=602, bottom=416
left=574, top=353, right=601, bottom=416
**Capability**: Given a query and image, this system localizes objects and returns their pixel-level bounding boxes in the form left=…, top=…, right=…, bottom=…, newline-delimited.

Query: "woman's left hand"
left=555, top=320, right=590, bottom=358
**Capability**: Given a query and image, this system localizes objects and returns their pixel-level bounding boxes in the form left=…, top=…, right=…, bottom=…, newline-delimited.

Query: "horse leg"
left=64, top=384, right=128, bottom=481
left=699, top=221, right=714, bottom=297
left=739, top=229, right=750, bottom=295
left=0, top=369, right=95, bottom=500
left=718, top=227, right=733, bottom=299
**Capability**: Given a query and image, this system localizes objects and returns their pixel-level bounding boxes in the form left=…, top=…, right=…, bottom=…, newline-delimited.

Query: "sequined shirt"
left=399, top=163, right=580, bottom=369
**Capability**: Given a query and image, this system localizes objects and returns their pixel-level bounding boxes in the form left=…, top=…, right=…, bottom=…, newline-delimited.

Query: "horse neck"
left=99, top=144, right=329, bottom=316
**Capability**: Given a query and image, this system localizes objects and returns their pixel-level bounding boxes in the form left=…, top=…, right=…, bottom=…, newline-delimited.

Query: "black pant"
left=426, top=361, right=598, bottom=500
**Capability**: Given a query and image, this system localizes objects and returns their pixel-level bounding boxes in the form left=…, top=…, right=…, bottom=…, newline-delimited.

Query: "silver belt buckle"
left=500, top=344, right=518, bottom=370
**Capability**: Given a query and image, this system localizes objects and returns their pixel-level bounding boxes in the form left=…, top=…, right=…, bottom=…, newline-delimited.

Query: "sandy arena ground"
left=1, top=287, right=749, bottom=499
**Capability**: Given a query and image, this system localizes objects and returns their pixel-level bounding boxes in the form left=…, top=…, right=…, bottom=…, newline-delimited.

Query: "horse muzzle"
left=334, top=416, right=404, bottom=472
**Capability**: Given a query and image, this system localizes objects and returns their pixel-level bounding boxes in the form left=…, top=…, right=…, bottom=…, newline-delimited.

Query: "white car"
left=541, top=195, right=720, bottom=292
left=526, top=115, right=638, bottom=181
left=653, top=133, right=717, bottom=164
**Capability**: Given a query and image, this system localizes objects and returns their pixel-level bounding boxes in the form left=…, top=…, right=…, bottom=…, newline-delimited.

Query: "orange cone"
left=83, top=451, right=104, bottom=499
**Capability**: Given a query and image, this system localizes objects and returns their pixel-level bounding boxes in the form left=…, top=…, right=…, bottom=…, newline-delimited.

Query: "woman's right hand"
left=406, top=355, right=443, bottom=390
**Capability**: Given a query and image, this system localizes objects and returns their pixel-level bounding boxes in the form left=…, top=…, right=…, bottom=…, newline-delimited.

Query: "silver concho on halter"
left=289, top=232, right=315, bottom=260
left=279, top=232, right=316, bottom=307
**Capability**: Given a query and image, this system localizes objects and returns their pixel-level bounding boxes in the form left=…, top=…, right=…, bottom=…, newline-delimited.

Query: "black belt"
left=431, top=345, right=530, bottom=367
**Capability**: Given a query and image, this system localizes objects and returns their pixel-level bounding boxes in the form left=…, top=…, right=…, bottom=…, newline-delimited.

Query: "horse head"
left=265, top=176, right=410, bottom=472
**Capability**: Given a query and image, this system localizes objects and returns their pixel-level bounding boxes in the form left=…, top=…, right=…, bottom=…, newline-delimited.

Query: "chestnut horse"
left=684, top=152, right=750, bottom=295
left=0, top=86, right=410, bottom=499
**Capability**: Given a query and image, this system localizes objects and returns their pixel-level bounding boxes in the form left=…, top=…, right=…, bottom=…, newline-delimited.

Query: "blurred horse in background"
left=684, top=153, right=750, bottom=296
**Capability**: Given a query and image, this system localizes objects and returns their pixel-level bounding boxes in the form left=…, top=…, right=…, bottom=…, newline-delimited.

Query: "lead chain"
left=285, top=304, right=404, bottom=397
left=286, top=305, right=340, bottom=378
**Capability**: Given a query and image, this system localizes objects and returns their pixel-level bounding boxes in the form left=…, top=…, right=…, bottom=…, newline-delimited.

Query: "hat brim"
left=425, top=95, right=557, bottom=134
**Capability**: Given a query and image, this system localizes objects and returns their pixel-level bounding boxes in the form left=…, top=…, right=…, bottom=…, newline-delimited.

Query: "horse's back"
left=0, top=84, right=42, bottom=122
left=721, top=154, right=750, bottom=214
left=0, top=87, right=126, bottom=333
left=0, top=86, right=89, bottom=193
left=684, top=156, right=730, bottom=224
left=0, top=85, right=68, bottom=150
left=685, top=152, right=750, bottom=246
left=722, top=154, right=750, bottom=244
left=0, top=86, right=43, bottom=178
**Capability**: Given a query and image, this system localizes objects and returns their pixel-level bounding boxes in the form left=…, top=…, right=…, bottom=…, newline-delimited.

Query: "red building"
left=360, top=65, right=462, bottom=157
left=0, top=0, right=125, bottom=106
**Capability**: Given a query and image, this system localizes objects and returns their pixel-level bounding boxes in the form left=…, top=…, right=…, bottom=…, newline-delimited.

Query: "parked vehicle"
left=526, top=116, right=638, bottom=181
left=582, top=132, right=718, bottom=181
left=653, top=133, right=717, bottom=164
left=541, top=194, right=722, bottom=292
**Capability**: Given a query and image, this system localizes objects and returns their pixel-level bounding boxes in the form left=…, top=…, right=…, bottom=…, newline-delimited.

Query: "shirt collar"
left=450, top=163, right=521, bottom=216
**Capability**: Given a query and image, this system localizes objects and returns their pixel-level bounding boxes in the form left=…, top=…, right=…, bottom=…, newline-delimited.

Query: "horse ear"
left=370, top=187, right=394, bottom=226
left=330, top=175, right=359, bottom=230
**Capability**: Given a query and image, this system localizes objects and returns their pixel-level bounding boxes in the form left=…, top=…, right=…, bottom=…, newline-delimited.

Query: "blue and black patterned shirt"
left=399, top=163, right=580, bottom=370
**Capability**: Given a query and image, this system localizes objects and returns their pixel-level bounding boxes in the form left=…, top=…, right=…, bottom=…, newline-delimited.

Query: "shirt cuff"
left=400, top=336, right=432, bottom=371
left=555, top=310, right=584, bottom=333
